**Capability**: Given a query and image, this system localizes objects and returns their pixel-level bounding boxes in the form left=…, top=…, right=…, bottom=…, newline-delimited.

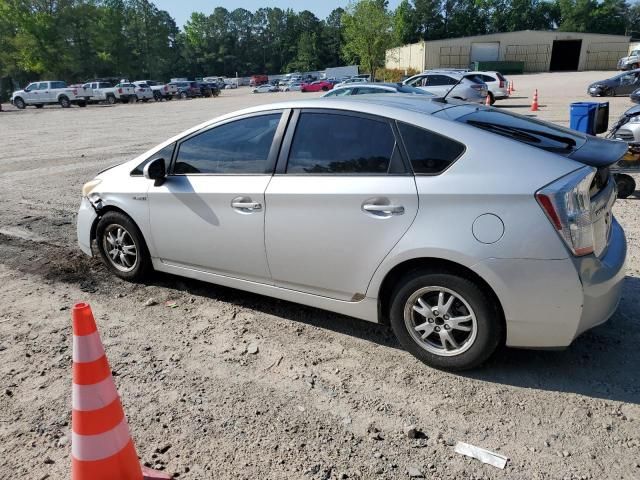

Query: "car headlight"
left=82, top=179, right=102, bottom=197
left=629, top=116, right=640, bottom=123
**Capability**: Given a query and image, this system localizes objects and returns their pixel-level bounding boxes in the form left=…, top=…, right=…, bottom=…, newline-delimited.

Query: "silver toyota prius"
left=77, top=96, right=627, bottom=370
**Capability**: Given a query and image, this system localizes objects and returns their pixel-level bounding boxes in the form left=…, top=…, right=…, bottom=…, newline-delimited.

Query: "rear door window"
left=286, top=112, right=400, bottom=174
left=398, top=122, right=465, bottom=174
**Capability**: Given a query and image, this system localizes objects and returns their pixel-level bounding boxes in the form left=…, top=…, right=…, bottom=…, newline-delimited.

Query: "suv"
left=403, top=71, right=487, bottom=103
left=463, top=71, right=509, bottom=104
left=171, top=81, right=201, bottom=99
left=11, top=81, right=89, bottom=109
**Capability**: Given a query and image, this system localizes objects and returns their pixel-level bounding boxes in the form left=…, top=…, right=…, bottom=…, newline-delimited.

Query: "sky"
left=152, top=0, right=402, bottom=29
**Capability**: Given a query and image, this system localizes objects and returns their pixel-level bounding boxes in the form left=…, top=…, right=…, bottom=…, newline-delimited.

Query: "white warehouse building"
left=385, top=30, right=631, bottom=73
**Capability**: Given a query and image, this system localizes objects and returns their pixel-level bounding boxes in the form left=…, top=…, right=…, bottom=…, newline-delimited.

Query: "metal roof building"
left=385, top=30, right=631, bottom=72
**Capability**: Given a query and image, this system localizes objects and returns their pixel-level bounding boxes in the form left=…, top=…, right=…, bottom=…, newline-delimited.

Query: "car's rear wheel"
left=59, top=96, right=71, bottom=108
left=615, top=174, right=636, bottom=198
left=180, top=91, right=188, bottom=99
left=106, top=95, right=116, bottom=105
left=96, top=212, right=151, bottom=281
left=488, top=92, right=495, bottom=105
left=389, top=270, right=502, bottom=371
left=14, top=97, right=26, bottom=109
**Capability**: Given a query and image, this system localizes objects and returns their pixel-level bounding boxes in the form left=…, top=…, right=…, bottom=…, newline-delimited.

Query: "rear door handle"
left=362, top=204, right=405, bottom=215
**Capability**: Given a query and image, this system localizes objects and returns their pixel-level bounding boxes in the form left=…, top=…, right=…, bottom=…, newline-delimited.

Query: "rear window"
left=51, top=81, right=67, bottom=89
left=455, top=109, right=586, bottom=154
left=398, top=122, right=465, bottom=174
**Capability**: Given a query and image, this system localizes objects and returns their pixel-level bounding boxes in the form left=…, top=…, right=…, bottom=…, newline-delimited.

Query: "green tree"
left=393, top=0, right=419, bottom=45
left=342, top=0, right=393, bottom=80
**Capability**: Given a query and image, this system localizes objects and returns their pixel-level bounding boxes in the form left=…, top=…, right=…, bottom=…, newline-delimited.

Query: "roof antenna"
left=433, top=74, right=465, bottom=103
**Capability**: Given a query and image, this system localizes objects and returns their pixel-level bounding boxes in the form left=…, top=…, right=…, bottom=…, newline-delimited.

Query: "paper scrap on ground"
left=454, top=441, right=508, bottom=469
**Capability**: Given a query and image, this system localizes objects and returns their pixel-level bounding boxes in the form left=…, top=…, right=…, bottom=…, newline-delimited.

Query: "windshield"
left=631, top=50, right=640, bottom=56
left=455, top=108, right=586, bottom=154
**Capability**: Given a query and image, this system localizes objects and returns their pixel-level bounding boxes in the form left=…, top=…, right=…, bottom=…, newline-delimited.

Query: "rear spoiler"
left=568, top=136, right=628, bottom=168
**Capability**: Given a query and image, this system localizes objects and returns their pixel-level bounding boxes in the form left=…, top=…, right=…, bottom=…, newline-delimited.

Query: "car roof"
left=205, top=97, right=453, bottom=124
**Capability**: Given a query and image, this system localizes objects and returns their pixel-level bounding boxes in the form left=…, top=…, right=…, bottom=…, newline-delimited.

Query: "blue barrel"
left=570, top=102, right=599, bottom=134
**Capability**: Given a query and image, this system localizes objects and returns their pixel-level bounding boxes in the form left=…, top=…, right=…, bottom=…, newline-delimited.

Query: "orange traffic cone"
left=530, top=89, right=539, bottom=111
left=507, top=82, right=512, bottom=95
left=71, top=303, right=171, bottom=480
left=511, top=79, right=516, bottom=92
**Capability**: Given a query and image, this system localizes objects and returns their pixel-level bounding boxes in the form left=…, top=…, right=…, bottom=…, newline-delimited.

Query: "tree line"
left=0, top=0, right=639, bottom=98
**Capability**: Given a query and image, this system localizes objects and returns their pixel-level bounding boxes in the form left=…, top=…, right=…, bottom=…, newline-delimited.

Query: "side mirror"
left=143, top=157, right=166, bottom=186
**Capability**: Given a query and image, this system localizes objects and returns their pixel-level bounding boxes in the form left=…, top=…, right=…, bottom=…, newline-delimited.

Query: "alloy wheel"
left=102, top=224, right=138, bottom=272
left=403, top=286, right=478, bottom=357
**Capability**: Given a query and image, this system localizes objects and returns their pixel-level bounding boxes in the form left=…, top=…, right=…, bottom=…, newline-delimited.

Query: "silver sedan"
left=77, top=96, right=626, bottom=370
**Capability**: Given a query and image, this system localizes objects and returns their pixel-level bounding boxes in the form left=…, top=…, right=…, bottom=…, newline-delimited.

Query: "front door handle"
left=231, top=196, right=262, bottom=212
left=362, top=204, right=405, bottom=215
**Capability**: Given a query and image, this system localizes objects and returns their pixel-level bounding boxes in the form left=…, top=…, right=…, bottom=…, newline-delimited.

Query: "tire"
left=35, top=104, right=44, bottom=109
left=389, top=270, right=503, bottom=371
left=179, top=91, right=187, bottom=99
left=488, top=92, right=495, bottom=105
left=106, top=95, right=116, bottom=105
left=130, top=95, right=138, bottom=103
left=96, top=211, right=151, bottom=281
left=322, top=86, right=328, bottom=91
left=59, top=96, right=71, bottom=108
left=153, top=92, right=161, bottom=101
left=615, top=174, right=636, bottom=199
left=14, top=97, right=26, bottom=109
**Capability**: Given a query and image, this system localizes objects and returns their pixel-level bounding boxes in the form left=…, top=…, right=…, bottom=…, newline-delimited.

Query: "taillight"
left=499, top=80, right=504, bottom=88
left=536, top=167, right=596, bottom=256
left=164, top=86, right=168, bottom=91
left=118, top=88, right=122, bottom=93
left=73, top=89, right=77, bottom=95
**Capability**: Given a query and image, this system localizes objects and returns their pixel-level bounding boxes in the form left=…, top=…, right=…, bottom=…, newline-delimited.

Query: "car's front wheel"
left=96, top=211, right=151, bottom=281
left=389, top=270, right=502, bottom=371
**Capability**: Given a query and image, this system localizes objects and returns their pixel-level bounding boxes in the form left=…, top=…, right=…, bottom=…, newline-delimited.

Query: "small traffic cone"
left=530, top=89, right=539, bottom=111
left=510, top=79, right=516, bottom=92
left=485, top=94, right=491, bottom=106
left=507, top=82, right=512, bottom=95
left=71, top=303, right=171, bottom=480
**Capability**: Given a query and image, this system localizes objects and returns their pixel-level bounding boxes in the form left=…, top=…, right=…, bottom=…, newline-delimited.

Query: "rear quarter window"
left=398, top=122, right=465, bottom=174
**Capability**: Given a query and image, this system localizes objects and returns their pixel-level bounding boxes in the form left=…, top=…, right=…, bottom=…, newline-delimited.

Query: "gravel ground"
left=0, top=71, right=639, bottom=480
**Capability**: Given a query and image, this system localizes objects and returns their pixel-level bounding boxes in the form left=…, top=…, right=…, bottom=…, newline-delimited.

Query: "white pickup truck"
left=11, top=81, right=91, bottom=109
left=618, top=47, right=640, bottom=71
left=80, top=81, right=136, bottom=104
left=135, top=80, right=178, bottom=100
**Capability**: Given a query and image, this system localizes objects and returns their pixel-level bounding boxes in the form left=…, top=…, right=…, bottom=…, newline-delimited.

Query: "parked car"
left=77, top=96, right=626, bottom=370
left=588, top=69, right=640, bottom=96
left=80, top=81, right=119, bottom=105
left=134, top=80, right=177, bottom=101
left=170, top=81, right=201, bottom=99
left=301, top=80, right=334, bottom=92
left=617, top=48, right=640, bottom=70
left=11, top=81, right=89, bottom=109
left=252, top=84, right=279, bottom=93
left=203, top=82, right=221, bottom=97
left=132, top=83, right=154, bottom=102
left=609, top=103, right=640, bottom=142
left=249, top=75, right=269, bottom=87
left=631, top=88, right=640, bottom=104
left=281, top=82, right=304, bottom=92
left=334, top=77, right=368, bottom=88
left=223, top=79, right=238, bottom=89
left=463, top=71, right=509, bottom=104
left=403, top=71, right=488, bottom=104
left=323, top=82, right=434, bottom=97
left=198, top=83, right=213, bottom=98
left=113, top=83, right=139, bottom=103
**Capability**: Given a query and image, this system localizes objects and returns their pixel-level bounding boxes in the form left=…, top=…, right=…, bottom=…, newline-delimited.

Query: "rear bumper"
left=77, top=197, right=97, bottom=256
left=574, top=218, right=627, bottom=337
left=471, top=220, right=626, bottom=348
